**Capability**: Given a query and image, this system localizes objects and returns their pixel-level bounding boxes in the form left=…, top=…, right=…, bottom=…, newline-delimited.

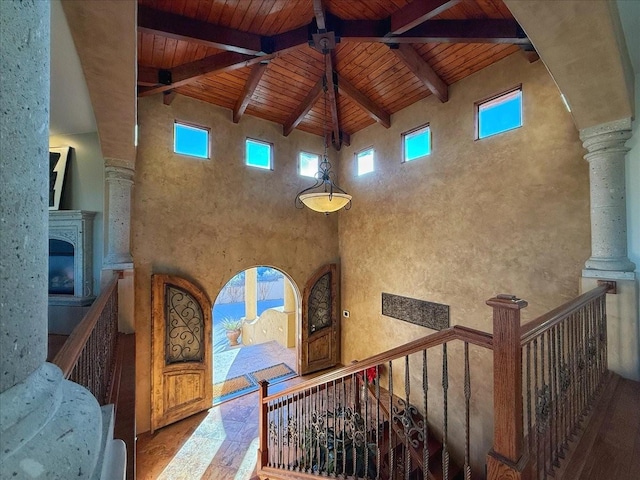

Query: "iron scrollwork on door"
left=308, top=273, right=331, bottom=335
left=165, top=285, right=204, bottom=364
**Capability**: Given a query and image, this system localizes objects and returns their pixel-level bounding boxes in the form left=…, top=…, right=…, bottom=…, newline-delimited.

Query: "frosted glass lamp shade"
left=299, top=192, right=352, bottom=213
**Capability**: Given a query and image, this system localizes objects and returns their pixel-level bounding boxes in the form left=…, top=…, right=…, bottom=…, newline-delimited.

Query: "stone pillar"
left=580, top=118, right=635, bottom=272
left=580, top=118, right=639, bottom=381
left=103, top=163, right=134, bottom=269
left=245, top=268, right=258, bottom=322
left=284, top=279, right=297, bottom=348
left=0, top=1, right=111, bottom=477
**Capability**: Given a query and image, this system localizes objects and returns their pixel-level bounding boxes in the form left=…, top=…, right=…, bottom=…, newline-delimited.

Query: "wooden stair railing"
left=486, top=284, right=612, bottom=480
left=258, top=325, right=493, bottom=480
left=51, top=271, right=122, bottom=405
left=257, top=286, right=611, bottom=480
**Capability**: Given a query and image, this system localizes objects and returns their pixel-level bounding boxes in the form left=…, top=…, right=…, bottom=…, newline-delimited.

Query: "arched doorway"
left=211, top=266, right=300, bottom=405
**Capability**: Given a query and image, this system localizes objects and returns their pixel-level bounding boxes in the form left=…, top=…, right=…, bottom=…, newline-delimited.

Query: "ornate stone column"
left=104, top=163, right=134, bottom=269
left=580, top=118, right=639, bottom=381
left=0, top=1, right=118, bottom=476
left=580, top=118, right=635, bottom=273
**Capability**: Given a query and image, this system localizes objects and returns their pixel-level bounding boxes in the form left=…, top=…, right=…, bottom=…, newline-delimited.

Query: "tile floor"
left=137, top=341, right=302, bottom=480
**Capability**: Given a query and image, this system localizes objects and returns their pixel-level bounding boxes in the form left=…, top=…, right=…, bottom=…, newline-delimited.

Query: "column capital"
left=580, top=117, right=632, bottom=154
left=105, top=165, right=135, bottom=184
left=580, top=117, right=635, bottom=272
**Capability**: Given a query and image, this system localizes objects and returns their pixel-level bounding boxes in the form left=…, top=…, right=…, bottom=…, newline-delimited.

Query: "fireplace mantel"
left=49, top=210, right=96, bottom=306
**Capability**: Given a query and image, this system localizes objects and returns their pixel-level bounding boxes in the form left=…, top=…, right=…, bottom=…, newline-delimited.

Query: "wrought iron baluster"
left=376, top=364, right=381, bottom=480
left=404, top=355, right=411, bottom=480
left=526, top=342, right=533, bottom=465
left=332, top=379, right=337, bottom=478
left=389, top=361, right=394, bottom=479
left=342, top=378, right=347, bottom=476
left=533, top=338, right=540, bottom=480
left=423, top=349, right=429, bottom=480
left=442, top=343, right=449, bottom=480
left=463, top=342, right=471, bottom=480
left=364, top=371, right=369, bottom=479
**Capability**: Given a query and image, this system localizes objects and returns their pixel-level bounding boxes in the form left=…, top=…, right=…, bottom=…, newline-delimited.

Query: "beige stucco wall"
left=337, top=53, right=591, bottom=470
left=133, top=94, right=340, bottom=433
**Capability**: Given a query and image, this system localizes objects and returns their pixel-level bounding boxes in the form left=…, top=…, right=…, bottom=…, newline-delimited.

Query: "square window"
left=403, top=124, right=431, bottom=162
left=356, top=148, right=374, bottom=176
left=174, top=122, right=209, bottom=159
left=299, top=151, right=320, bottom=177
left=476, top=86, right=522, bottom=139
left=246, top=138, right=272, bottom=170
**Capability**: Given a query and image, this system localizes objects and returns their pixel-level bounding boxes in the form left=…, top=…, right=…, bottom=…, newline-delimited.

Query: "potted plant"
left=221, top=317, right=243, bottom=346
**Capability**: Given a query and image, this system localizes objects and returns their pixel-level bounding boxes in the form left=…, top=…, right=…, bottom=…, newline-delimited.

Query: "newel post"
left=486, top=294, right=529, bottom=480
left=258, top=380, right=269, bottom=471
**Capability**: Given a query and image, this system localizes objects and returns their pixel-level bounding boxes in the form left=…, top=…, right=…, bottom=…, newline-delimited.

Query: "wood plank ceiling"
left=137, top=0, right=534, bottom=149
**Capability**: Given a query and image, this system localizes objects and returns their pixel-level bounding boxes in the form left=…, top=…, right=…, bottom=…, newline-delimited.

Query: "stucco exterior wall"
left=133, top=95, right=340, bottom=433
left=337, top=53, right=591, bottom=470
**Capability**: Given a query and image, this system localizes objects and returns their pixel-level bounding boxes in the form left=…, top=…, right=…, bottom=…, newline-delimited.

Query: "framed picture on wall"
left=49, top=146, right=71, bottom=210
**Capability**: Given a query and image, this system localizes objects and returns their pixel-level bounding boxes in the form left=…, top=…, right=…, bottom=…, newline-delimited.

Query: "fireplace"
left=48, top=210, right=96, bottom=306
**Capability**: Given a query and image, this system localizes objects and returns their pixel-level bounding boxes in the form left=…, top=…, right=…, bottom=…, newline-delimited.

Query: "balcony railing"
left=52, top=271, right=121, bottom=405
left=258, top=284, right=612, bottom=480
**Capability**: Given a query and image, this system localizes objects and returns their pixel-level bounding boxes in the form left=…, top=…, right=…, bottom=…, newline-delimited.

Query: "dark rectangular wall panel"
left=382, top=293, right=449, bottom=330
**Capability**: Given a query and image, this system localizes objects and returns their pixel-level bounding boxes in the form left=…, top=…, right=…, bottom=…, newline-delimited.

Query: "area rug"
left=248, top=363, right=296, bottom=385
left=212, top=374, right=258, bottom=406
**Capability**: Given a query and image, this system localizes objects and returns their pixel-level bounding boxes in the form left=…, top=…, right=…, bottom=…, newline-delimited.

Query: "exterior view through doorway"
left=212, top=266, right=299, bottom=405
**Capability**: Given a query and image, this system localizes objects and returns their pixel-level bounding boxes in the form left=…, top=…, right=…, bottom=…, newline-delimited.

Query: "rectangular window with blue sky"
left=174, top=121, right=210, bottom=159
left=299, top=151, right=320, bottom=177
left=246, top=138, right=273, bottom=170
left=476, top=86, right=523, bottom=140
left=403, top=124, right=431, bottom=162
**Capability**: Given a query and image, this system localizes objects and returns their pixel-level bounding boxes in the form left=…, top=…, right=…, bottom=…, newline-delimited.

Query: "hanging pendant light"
left=295, top=48, right=352, bottom=215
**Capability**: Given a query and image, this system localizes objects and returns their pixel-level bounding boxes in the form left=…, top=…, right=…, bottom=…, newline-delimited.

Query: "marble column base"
left=0, top=363, right=105, bottom=478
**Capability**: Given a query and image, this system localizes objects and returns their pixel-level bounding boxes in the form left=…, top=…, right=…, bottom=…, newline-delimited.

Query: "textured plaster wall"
left=49, top=132, right=105, bottom=295
left=337, top=53, right=590, bottom=470
left=134, top=95, right=339, bottom=433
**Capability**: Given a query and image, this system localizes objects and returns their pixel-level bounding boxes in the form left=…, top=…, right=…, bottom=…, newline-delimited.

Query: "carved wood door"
left=151, top=274, right=212, bottom=432
left=300, top=263, right=340, bottom=375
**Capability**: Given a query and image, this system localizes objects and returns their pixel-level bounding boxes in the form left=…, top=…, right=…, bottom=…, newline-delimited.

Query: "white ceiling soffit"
left=50, top=0, right=96, bottom=137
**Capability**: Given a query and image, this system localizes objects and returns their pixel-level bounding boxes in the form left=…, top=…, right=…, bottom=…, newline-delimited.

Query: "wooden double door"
left=150, top=264, right=340, bottom=432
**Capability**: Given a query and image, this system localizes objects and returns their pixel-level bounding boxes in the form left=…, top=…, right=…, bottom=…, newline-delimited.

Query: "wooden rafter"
left=233, top=63, right=268, bottom=124
left=392, top=44, right=448, bottom=103
left=138, top=52, right=260, bottom=97
left=336, top=75, right=390, bottom=128
left=324, top=53, right=341, bottom=149
left=138, top=5, right=263, bottom=55
left=390, top=0, right=461, bottom=35
left=163, top=91, right=177, bottom=106
left=283, top=78, right=324, bottom=137
left=313, top=0, right=327, bottom=31
left=338, top=19, right=531, bottom=45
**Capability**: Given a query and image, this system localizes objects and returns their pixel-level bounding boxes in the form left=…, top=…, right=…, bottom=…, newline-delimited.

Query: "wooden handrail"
left=520, top=284, right=609, bottom=344
left=52, top=271, right=121, bottom=378
left=263, top=324, right=492, bottom=402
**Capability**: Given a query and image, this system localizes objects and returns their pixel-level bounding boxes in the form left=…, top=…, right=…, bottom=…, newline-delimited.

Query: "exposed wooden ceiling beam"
left=313, top=0, right=327, bottom=31
left=138, top=52, right=261, bottom=97
left=392, top=44, right=448, bottom=103
left=338, top=19, right=531, bottom=45
left=138, top=5, right=263, bottom=55
left=324, top=53, right=341, bottom=148
left=233, top=63, right=268, bottom=123
left=283, top=78, right=324, bottom=137
left=163, top=91, right=177, bottom=106
left=336, top=75, right=390, bottom=128
left=138, top=66, right=161, bottom=86
left=390, top=0, right=461, bottom=35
